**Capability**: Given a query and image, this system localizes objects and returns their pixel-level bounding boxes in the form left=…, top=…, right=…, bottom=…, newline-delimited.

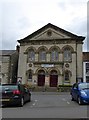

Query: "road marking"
left=62, top=98, right=66, bottom=101
left=67, top=101, right=70, bottom=104
left=31, top=100, right=38, bottom=107
left=62, top=98, right=70, bottom=105
left=33, top=103, right=35, bottom=106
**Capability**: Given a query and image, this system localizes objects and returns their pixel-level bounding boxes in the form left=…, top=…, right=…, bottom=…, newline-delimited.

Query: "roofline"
left=0, top=50, right=16, bottom=56
left=17, top=23, right=85, bottom=43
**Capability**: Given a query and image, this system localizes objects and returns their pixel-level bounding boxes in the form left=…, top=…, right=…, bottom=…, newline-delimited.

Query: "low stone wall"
left=24, top=84, right=72, bottom=92
left=57, top=85, right=72, bottom=92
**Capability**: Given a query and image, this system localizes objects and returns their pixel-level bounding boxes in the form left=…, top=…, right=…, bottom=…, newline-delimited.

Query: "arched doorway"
left=50, top=70, right=58, bottom=87
left=38, top=70, right=45, bottom=86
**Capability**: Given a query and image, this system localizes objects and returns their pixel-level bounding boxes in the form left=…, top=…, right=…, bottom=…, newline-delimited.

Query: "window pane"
left=29, top=73, right=32, bottom=79
left=39, top=51, right=46, bottom=61
left=64, top=49, right=72, bottom=61
left=28, top=50, right=35, bottom=61
left=86, top=76, right=89, bottom=82
left=28, top=70, right=32, bottom=82
left=51, top=50, right=58, bottom=61
left=86, top=63, right=89, bottom=74
left=65, top=72, right=69, bottom=81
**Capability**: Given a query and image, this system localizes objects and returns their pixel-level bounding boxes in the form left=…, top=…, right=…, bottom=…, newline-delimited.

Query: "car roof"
left=73, top=82, right=89, bottom=85
left=0, top=84, right=22, bottom=86
left=77, top=82, right=89, bottom=85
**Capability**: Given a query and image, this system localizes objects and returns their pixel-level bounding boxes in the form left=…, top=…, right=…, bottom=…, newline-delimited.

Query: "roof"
left=83, top=52, right=89, bottom=61
left=18, top=23, right=85, bottom=43
left=0, top=50, right=16, bottom=56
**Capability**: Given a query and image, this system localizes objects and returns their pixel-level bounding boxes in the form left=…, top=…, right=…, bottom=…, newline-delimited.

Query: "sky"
left=1, top=0, right=89, bottom=51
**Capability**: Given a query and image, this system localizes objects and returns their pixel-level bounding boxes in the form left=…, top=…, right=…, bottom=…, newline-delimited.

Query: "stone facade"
left=18, top=23, right=85, bottom=87
left=0, top=50, right=19, bottom=84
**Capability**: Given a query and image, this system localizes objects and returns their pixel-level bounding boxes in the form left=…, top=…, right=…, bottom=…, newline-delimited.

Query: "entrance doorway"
left=38, top=70, right=45, bottom=86
left=50, top=70, right=58, bottom=87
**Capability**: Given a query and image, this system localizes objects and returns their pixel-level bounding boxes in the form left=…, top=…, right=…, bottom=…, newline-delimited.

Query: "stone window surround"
left=64, top=70, right=72, bottom=83
left=25, top=45, right=75, bottom=62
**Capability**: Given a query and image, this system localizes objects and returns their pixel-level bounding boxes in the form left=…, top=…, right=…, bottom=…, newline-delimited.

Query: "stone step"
left=31, top=86, right=57, bottom=92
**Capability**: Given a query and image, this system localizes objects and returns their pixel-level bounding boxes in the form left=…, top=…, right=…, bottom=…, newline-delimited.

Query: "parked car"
left=0, top=84, right=31, bottom=107
left=70, top=82, right=89, bottom=105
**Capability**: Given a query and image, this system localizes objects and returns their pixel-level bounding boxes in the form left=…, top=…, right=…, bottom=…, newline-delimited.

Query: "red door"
left=38, top=74, right=45, bottom=86
left=50, top=75, right=58, bottom=87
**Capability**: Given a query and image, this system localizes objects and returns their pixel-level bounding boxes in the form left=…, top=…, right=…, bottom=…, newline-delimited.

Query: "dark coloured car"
left=0, top=84, right=31, bottom=107
left=70, top=82, right=89, bottom=105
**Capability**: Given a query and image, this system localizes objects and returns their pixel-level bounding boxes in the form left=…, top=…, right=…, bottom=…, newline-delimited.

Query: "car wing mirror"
left=74, top=87, right=78, bottom=90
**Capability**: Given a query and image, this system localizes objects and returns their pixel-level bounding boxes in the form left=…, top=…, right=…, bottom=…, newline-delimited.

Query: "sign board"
left=41, top=64, right=54, bottom=68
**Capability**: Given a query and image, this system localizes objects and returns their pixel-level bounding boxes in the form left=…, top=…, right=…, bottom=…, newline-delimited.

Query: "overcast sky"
left=1, top=0, right=88, bottom=51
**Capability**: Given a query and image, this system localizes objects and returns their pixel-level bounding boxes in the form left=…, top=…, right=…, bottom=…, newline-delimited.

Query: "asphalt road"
left=1, top=92, right=89, bottom=119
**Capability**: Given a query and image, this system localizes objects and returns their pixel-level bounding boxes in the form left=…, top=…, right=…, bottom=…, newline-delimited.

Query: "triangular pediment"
left=18, top=23, right=85, bottom=43
left=30, top=28, right=70, bottom=40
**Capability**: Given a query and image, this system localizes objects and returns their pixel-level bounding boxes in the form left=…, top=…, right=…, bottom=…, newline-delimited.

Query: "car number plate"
left=0, top=99, right=10, bottom=101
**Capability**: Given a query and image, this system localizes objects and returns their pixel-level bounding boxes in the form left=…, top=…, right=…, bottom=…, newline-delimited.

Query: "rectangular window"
left=28, top=72, right=32, bottom=82
left=86, top=76, right=89, bottom=82
left=86, top=63, right=89, bottom=74
left=65, top=74, right=69, bottom=81
left=64, top=72, right=70, bottom=83
left=29, top=74, right=32, bottom=79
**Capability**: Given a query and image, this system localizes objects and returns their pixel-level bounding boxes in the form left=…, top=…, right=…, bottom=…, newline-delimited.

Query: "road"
left=1, top=92, right=89, bottom=119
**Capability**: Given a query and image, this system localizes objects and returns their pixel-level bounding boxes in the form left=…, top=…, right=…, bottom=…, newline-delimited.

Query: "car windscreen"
left=79, top=83, right=89, bottom=90
left=0, top=85, right=18, bottom=92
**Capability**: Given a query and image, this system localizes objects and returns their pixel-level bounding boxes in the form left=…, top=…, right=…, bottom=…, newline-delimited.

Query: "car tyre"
left=71, top=96, right=74, bottom=101
left=19, top=97, right=24, bottom=107
left=78, top=97, right=82, bottom=105
left=28, top=95, right=31, bottom=102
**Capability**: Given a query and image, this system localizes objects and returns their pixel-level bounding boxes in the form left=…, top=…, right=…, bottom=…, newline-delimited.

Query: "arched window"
left=28, top=50, right=35, bottom=62
left=28, top=70, right=32, bottom=82
left=39, top=49, right=46, bottom=61
left=51, top=49, right=58, bottom=61
left=64, top=48, right=72, bottom=61
left=65, top=71, right=69, bottom=81
left=64, top=70, right=71, bottom=83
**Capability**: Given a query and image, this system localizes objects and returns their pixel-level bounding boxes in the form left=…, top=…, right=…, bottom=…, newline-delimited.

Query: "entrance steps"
left=45, top=87, right=57, bottom=92
left=32, top=86, right=57, bottom=92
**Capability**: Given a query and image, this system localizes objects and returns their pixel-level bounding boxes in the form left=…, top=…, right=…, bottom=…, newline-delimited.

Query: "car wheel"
left=19, top=97, right=24, bottom=107
left=71, top=96, right=74, bottom=101
left=78, top=97, right=82, bottom=105
left=28, top=95, right=31, bottom=102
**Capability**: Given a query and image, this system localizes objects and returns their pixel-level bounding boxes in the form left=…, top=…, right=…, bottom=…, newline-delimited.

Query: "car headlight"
left=80, top=91, right=87, bottom=96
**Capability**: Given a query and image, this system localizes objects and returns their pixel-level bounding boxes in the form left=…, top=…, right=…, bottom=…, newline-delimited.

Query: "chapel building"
left=17, top=23, right=85, bottom=87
